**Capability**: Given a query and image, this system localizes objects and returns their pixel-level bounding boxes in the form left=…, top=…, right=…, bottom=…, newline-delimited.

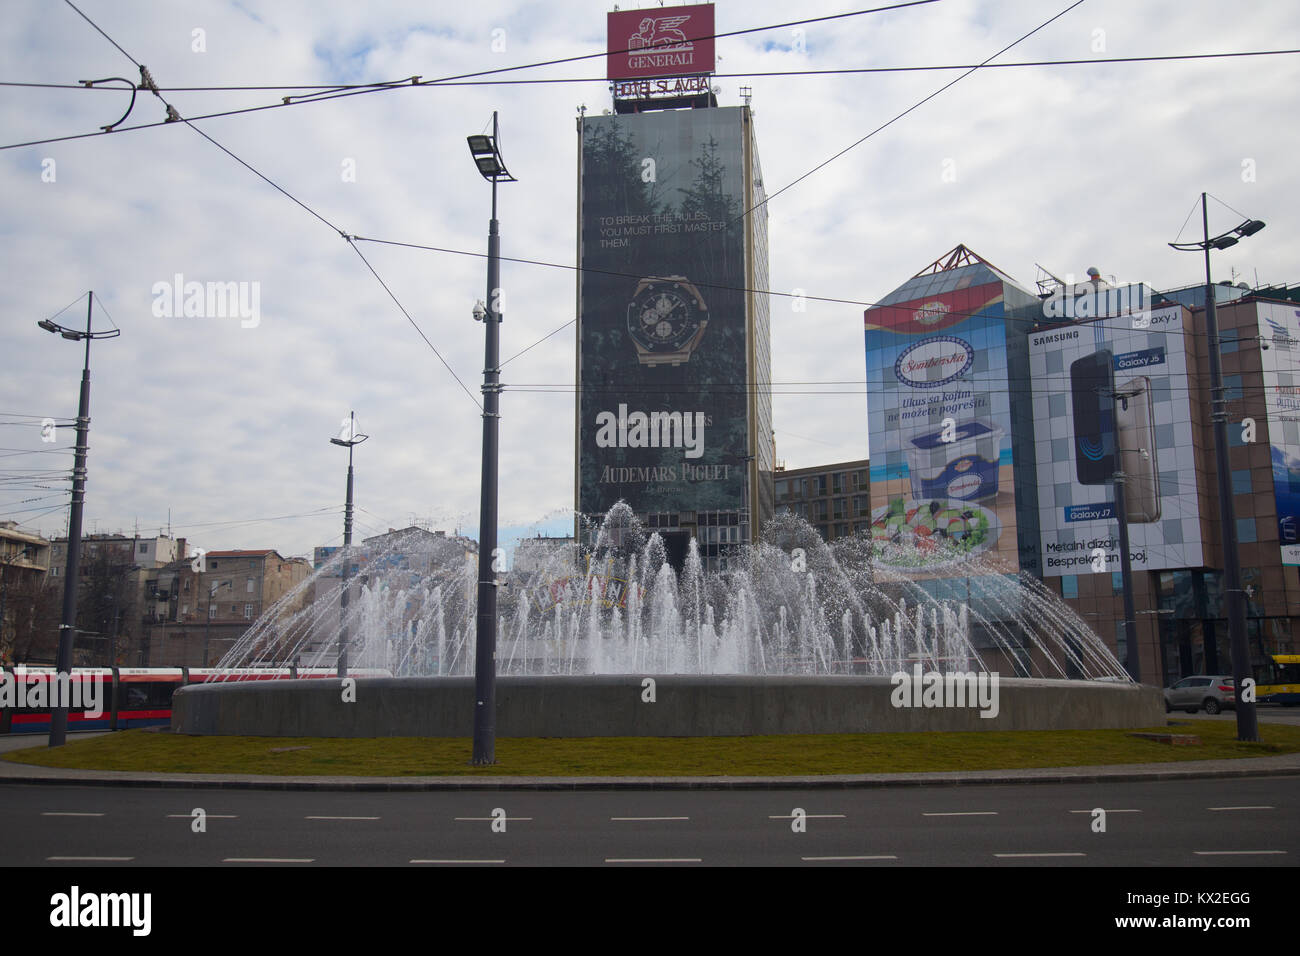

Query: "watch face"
left=627, top=280, right=704, bottom=355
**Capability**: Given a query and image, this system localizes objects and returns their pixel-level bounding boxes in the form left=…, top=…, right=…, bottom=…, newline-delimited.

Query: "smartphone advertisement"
left=1029, top=305, right=1204, bottom=576
left=1256, top=301, right=1300, bottom=565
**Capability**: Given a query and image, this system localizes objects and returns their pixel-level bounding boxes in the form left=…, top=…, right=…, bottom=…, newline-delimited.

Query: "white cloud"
left=2, top=0, right=1296, bottom=555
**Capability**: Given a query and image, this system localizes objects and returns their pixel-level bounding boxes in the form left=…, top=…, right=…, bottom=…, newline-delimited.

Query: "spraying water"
left=213, top=505, right=1127, bottom=680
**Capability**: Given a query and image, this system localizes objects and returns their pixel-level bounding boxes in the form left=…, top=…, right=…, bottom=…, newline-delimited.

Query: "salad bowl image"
left=869, top=497, right=1002, bottom=571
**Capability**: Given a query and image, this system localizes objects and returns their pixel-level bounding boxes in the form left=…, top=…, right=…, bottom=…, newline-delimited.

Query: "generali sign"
left=607, top=3, right=715, bottom=81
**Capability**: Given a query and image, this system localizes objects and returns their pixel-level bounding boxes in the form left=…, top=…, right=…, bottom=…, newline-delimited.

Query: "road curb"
left=2, top=758, right=1298, bottom=791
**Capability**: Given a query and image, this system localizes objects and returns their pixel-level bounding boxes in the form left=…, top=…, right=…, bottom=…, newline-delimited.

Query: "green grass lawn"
left=3, top=720, right=1298, bottom=777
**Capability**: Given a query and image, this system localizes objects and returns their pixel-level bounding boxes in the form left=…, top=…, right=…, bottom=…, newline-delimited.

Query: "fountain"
left=172, top=505, right=1165, bottom=736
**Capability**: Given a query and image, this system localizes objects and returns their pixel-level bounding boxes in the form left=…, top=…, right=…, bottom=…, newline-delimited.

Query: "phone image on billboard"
left=1116, top=375, right=1161, bottom=522
left=1070, top=350, right=1116, bottom=485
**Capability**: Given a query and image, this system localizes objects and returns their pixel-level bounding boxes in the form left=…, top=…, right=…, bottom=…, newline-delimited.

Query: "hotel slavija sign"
left=606, top=3, right=716, bottom=80
left=579, top=108, right=747, bottom=515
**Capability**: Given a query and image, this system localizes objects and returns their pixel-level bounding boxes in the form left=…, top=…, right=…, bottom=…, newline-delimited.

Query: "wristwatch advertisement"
left=627, top=275, right=708, bottom=367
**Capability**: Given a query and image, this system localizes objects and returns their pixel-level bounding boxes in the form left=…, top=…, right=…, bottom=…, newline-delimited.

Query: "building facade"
left=0, top=523, right=52, bottom=663
left=46, top=532, right=182, bottom=665
left=773, top=460, right=871, bottom=542
left=142, top=548, right=311, bottom=667
left=863, top=245, right=1300, bottom=684
left=574, top=98, right=772, bottom=570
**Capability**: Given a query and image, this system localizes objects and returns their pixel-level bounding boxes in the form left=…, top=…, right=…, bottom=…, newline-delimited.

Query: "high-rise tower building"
left=575, top=5, right=771, bottom=570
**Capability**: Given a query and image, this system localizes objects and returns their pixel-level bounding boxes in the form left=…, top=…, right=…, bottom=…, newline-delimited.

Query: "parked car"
left=1164, top=675, right=1236, bottom=714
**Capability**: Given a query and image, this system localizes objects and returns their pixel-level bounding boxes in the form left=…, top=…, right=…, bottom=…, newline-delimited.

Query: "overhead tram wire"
left=6, top=48, right=1299, bottom=152
left=5, top=2, right=943, bottom=152
left=356, top=232, right=1265, bottom=355
left=698, top=0, right=1093, bottom=258
left=54, top=0, right=482, bottom=412
left=7, top=48, right=1298, bottom=96
left=38, top=3, right=1287, bottom=408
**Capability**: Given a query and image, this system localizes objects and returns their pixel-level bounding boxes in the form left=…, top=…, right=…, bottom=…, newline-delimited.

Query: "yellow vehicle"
left=1255, top=654, right=1300, bottom=705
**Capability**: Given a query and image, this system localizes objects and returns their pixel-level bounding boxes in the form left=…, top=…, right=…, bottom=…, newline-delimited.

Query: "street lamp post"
left=38, top=291, right=119, bottom=747
left=1169, top=193, right=1266, bottom=742
left=330, top=411, right=368, bottom=678
left=466, top=112, right=515, bottom=765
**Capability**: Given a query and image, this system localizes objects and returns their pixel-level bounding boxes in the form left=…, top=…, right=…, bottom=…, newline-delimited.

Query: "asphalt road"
left=3, top=775, right=1295, bottom=866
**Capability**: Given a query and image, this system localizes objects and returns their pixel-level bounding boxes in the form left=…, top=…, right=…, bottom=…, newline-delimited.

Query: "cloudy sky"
left=2, top=0, right=1297, bottom=560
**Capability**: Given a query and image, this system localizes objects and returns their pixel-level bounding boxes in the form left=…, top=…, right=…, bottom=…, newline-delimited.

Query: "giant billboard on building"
left=1257, top=300, right=1300, bottom=565
left=1029, top=303, right=1206, bottom=576
left=865, top=261, right=1040, bottom=578
left=607, top=4, right=715, bottom=80
left=577, top=107, right=750, bottom=517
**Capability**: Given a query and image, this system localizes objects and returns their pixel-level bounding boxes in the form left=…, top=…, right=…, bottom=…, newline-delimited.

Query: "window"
left=1223, top=374, right=1244, bottom=403
left=1112, top=572, right=1124, bottom=595
left=249, top=560, right=256, bottom=569
left=50, top=566, right=59, bottom=577
left=1061, top=575, right=1078, bottom=599
left=1232, top=470, right=1252, bottom=495
left=833, top=499, right=847, bottom=520
left=1236, top=518, right=1257, bottom=544
left=208, top=604, right=215, bottom=619
left=210, top=561, right=219, bottom=569
left=855, top=469, right=868, bottom=489
left=832, top=473, right=846, bottom=494
left=246, top=578, right=255, bottom=593
left=244, top=604, right=253, bottom=619
left=138, top=543, right=148, bottom=554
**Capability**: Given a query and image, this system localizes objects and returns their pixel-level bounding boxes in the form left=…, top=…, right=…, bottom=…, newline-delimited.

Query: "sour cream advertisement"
left=893, top=336, right=974, bottom=388
left=866, top=265, right=1042, bottom=580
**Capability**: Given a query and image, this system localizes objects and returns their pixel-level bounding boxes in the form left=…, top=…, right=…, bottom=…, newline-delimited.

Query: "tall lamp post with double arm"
left=1169, top=193, right=1265, bottom=742
left=37, top=291, right=119, bottom=747
left=330, top=411, right=368, bottom=678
